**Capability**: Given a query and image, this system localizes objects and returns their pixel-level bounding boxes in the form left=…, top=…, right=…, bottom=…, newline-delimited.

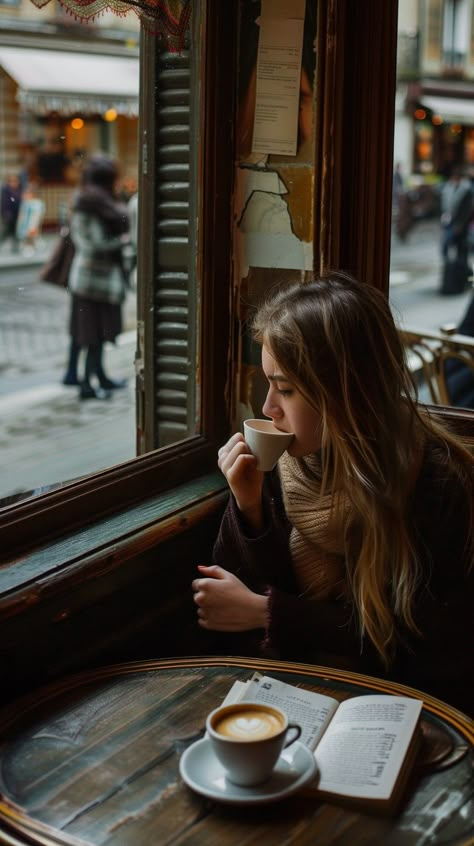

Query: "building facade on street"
left=0, top=0, right=139, bottom=228
left=395, top=0, right=474, bottom=180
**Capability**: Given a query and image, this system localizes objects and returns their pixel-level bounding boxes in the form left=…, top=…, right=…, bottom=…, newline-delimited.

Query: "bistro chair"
left=400, top=326, right=474, bottom=408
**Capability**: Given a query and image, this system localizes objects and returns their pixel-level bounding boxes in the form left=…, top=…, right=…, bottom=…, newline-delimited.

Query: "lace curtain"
left=28, top=0, right=191, bottom=49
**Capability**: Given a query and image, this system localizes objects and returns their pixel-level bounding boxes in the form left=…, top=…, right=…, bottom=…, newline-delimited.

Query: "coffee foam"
left=214, top=708, right=284, bottom=741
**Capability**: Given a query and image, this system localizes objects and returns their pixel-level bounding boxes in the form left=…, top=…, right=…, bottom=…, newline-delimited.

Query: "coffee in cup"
left=243, top=419, right=294, bottom=472
left=213, top=706, right=285, bottom=741
left=206, top=701, right=301, bottom=786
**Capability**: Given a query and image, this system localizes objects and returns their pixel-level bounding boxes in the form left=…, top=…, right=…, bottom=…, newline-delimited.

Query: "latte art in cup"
left=206, top=701, right=302, bottom=786
left=214, top=708, right=284, bottom=741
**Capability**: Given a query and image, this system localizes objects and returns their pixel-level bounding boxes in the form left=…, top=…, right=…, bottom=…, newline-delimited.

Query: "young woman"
left=193, top=275, right=474, bottom=714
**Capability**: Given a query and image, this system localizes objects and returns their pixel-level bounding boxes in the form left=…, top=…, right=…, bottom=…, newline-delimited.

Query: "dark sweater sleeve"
left=212, top=473, right=361, bottom=658
left=212, top=473, right=295, bottom=594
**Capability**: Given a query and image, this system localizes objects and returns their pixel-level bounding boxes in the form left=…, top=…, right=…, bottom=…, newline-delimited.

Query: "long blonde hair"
left=253, top=274, right=474, bottom=666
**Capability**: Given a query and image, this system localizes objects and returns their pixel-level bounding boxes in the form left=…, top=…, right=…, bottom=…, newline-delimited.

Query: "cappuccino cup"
left=206, top=702, right=301, bottom=786
left=243, top=419, right=294, bottom=472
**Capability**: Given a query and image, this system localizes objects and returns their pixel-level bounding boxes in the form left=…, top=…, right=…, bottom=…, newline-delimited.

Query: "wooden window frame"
left=0, top=0, right=237, bottom=561
left=322, top=0, right=474, bottom=444
left=315, top=0, right=399, bottom=289
left=1, top=0, right=472, bottom=565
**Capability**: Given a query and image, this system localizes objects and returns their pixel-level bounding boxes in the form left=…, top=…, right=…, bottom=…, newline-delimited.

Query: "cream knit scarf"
left=278, top=451, right=349, bottom=600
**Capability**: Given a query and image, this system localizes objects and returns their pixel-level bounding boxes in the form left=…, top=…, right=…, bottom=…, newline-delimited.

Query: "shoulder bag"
left=39, top=226, right=75, bottom=288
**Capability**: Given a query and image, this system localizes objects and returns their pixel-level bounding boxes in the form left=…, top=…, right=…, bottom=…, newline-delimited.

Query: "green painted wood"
left=0, top=659, right=472, bottom=846
left=0, top=473, right=226, bottom=595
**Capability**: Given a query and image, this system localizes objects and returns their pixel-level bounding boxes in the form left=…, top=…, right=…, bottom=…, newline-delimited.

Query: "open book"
left=222, top=673, right=423, bottom=813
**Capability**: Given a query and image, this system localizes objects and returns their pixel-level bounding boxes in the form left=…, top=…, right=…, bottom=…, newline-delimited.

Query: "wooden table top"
left=0, top=656, right=472, bottom=846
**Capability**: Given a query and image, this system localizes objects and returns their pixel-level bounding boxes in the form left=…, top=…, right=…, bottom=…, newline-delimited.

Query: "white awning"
left=0, top=46, right=139, bottom=116
left=421, top=95, right=474, bottom=124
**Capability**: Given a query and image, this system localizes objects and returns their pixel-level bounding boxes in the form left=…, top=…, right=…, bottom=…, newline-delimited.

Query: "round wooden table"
left=0, top=656, right=472, bottom=845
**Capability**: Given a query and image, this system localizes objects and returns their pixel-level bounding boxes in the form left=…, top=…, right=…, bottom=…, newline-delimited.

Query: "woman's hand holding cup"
left=218, top=422, right=294, bottom=531
left=218, top=432, right=264, bottom=531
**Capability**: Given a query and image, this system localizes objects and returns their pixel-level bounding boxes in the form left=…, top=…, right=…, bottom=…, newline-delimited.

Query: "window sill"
left=0, top=471, right=228, bottom=619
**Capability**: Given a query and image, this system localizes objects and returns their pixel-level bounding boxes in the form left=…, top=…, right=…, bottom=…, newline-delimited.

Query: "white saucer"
left=179, top=738, right=318, bottom=805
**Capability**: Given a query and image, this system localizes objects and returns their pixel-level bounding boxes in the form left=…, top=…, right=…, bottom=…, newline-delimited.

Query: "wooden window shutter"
left=153, top=43, right=197, bottom=449
left=138, top=25, right=199, bottom=453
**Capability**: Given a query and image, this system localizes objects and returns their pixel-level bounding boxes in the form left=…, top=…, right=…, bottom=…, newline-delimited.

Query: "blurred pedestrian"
left=392, top=162, right=404, bottom=216
left=68, top=153, right=131, bottom=400
left=0, top=174, right=22, bottom=253
left=128, top=191, right=138, bottom=251
left=439, top=166, right=473, bottom=294
left=117, top=176, right=137, bottom=204
left=440, top=167, right=472, bottom=266
left=15, top=183, right=45, bottom=255
left=444, top=292, right=474, bottom=408
left=126, top=191, right=138, bottom=289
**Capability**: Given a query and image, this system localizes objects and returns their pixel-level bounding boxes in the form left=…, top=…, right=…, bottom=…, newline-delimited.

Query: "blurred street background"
left=389, top=218, right=473, bottom=328
left=0, top=237, right=137, bottom=503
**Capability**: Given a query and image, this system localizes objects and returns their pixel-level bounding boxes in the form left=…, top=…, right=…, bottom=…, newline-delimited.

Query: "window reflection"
left=390, top=0, right=474, bottom=409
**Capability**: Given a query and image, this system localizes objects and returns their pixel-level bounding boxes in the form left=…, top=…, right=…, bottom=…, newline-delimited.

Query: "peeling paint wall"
left=233, top=0, right=317, bottom=426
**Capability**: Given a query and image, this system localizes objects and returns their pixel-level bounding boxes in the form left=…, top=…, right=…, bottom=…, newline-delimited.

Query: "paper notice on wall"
left=251, top=0, right=306, bottom=157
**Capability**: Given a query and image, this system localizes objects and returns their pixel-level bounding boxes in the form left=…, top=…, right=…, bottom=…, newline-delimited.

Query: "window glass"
left=0, top=4, right=200, bottom=507
left=390, top=0, right=474, bottom=410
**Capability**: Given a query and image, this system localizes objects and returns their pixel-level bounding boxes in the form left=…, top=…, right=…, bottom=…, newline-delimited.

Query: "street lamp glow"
left=104, top=109, right=118, bottom=122
left=71, top=118, right=84, bottom=130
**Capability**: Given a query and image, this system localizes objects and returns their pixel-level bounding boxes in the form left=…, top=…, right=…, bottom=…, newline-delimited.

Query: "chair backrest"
left=399, top=326, right=474, bottom=407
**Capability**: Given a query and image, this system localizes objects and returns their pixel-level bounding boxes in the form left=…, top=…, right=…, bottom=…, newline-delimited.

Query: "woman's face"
left=261, top=345, right=322, bottom=457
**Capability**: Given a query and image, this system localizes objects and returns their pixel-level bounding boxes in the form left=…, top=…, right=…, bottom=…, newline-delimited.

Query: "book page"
left=221, top=680, right=248, bottom=706
left=315, top=695, right=423, bottom=800
left=232, top=674, right=338, bottom=748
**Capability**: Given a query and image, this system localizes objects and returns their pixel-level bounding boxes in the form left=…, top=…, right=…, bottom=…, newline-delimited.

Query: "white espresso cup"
left=206, top=701, right=302, bottom=786
left=243, top=418, right=294, bottom=471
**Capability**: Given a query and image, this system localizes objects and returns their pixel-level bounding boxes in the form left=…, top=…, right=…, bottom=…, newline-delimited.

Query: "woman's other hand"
left=192, top=565, right=268, bottom=631
left=218, top=433, right=264, bottom=531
